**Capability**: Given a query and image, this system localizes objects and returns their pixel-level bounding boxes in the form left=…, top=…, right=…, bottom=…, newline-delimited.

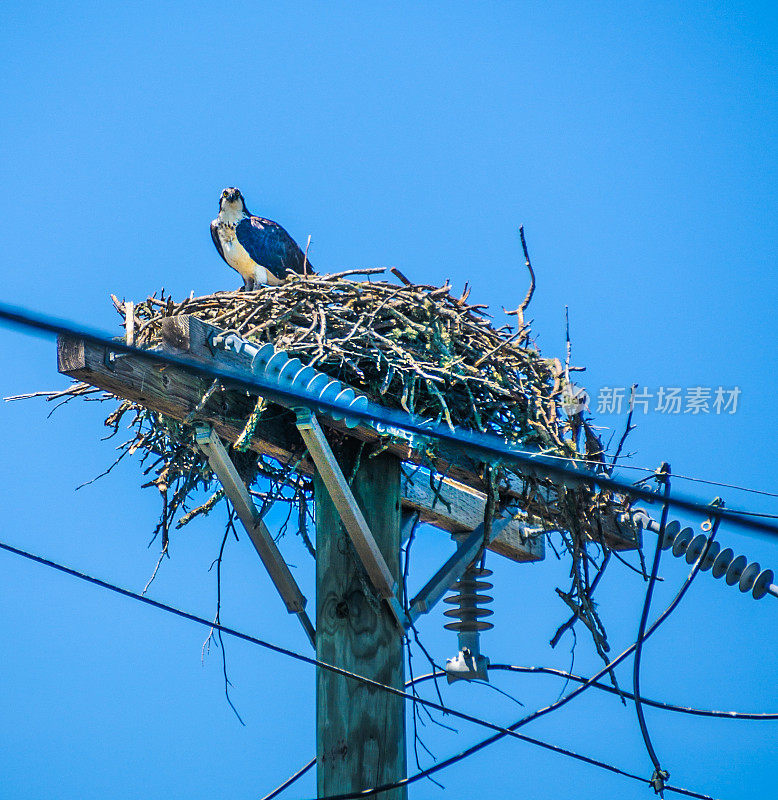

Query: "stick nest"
left=133, top=269, right=599, bottom=455
left=17, top=268, right=639, bottom=663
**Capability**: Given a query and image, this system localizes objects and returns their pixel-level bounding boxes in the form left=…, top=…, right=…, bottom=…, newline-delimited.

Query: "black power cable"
left=0, top=538, right=716, bottom=800
left=633, top=466, right=672, bottom=794
left=488, top=665, right=778, bottom=721
left=263, top=660, right=778, bottom=800
left=260, top=758, right=316, bottom=800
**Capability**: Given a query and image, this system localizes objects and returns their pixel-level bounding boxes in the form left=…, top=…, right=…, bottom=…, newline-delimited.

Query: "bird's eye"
left=222, top=191, right=228, bottom=197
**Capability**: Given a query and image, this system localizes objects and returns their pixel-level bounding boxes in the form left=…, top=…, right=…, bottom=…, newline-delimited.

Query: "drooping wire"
left=632, top=465, right=672, bottom=793
left=660, top=474, right=778, bottom=500
left=487, top=665, right=778, bottom=720
left=482, top=450, right=778, bottom=502
left=0, top=538, right=717, bottom=800
left=352, top=515, right=738, bottom=796
left=0, top=539, right=509, bottom=735
left=296, top=735, right=715, bottom=800
left=401, top=510, right=448, bottom=790
left=259, top=757, right=316, bottom=800
left=722, top=509, right=778, bottom=519
left=1, top=301, right=777, bottom=539
left=0, top=538, right=687, bottom=767
left=262, top=659, right=777, bottom=800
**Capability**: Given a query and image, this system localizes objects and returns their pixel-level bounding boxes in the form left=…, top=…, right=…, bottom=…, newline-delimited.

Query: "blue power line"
left=1, top=300, right=777, bottom=541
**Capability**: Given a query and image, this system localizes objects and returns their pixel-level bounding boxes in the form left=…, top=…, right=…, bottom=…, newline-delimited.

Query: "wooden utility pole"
left=55, top=312, right=641, bottom=799
left=315, top=442, right=407, bottom=800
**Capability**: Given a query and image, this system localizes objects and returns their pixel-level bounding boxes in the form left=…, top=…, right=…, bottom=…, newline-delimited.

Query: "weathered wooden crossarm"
left=56, top=329, right=546, bottom=562
left=58, top=314, right=638, bottom=552
left=400, top=467, right=544, bottom=561
left=157, top=315, right=638, bottom=550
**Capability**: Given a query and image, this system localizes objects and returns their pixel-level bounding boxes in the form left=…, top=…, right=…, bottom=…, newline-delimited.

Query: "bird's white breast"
left=213, top=215, right=271, bottom=285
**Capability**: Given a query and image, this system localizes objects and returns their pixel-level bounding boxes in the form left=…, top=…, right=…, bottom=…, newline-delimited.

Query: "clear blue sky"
left=1, top=3, right=776, bottom=799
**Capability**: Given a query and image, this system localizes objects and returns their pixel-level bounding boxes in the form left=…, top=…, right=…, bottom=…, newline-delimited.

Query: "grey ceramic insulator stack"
left=655, top=519, right=775, bottom=600
left=444, top=565, right=495, bottom=654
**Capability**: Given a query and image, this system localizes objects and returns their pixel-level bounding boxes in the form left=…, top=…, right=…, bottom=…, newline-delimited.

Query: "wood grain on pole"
left=315, top=443, right=406, bottom=800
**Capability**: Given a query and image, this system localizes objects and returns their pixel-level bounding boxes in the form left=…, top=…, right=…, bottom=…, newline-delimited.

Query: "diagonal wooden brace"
left=294, top=409, right=404, bottom=627
left=194, top=424, right=316, bottom=647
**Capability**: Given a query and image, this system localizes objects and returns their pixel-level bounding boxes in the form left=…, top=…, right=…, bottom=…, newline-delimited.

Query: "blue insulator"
left=250, top=343, right=275, bottom=372
left=318, top=379, right=344, bottom=406
left=712, top=548, right=734, bottom=579
left=346, top=394, right=369, bottom=428
left=725, top=554, right=748, bottom=586
left=444, top=577, right=494, bottom=626
left=444, top=567, right=494, bottom=641
left=264, top=351, right=289, bottom=382
left=738, top=562, right=761, bottom=593
left=659, top=520, right=682, bottom=550
left=636, top=508, right=776, bottom=602
left=293, top=366, right=317, bottom=391
left=305, top=372, right=330, bottom=396
left=698, top=540, right=720, bottom=571
left=331, top=387, right=356, bottom=422
left=685, top=533, right=709, bottom=565
left=276, top=357, right=303, bottom=384
left=752, top=569, right=775, bottom=600
left=672, top=527, right=694, bottom=558
left=245, top=340, right=369, bottom=428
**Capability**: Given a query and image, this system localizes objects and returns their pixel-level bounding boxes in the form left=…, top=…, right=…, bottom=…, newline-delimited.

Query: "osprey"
left=210, top=187, right=311, bottom=289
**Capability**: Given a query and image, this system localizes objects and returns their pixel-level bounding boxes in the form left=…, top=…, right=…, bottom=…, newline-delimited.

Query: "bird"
left=210, top=187, right=312, bottom=290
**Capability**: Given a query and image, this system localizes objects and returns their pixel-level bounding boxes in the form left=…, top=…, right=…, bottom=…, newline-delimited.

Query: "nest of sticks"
left=19, top=266, right=639, bottom=660
left=133, top=268, right=598, bottom=447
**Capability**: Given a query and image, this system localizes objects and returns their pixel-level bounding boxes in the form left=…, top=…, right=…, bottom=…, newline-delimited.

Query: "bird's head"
left=218, top=187, right=248, bottom=215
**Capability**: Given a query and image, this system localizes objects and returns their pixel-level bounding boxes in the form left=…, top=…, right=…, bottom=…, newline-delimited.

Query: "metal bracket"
left=194, top=424, right=316, bottom=648
left=400, top=510, right=420, bottom=544
left=294, top=408, right=405, bottom=628
left=407, top=516, right=514, bottom=626
left=445, top=648, right=489, bottom=683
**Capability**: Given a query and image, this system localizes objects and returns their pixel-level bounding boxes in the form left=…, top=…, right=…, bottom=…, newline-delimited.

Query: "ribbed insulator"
left=249, top=342, right=368, bottom=428
left=443, top=567, right=494, bottom=633
left=207, top=333, right=370, bottom=428
left=658, top=521, right=774, bottom=600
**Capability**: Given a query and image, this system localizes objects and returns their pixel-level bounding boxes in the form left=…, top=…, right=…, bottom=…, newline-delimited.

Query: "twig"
left=202, top=506, right=245, bottom=725
left=323, top=267, right=386, bottom=278
left=390, top=267, right=412, bottom=285
left=505, top=225, right=536, bottom=327
left=610, top=384, right=637, bottom=472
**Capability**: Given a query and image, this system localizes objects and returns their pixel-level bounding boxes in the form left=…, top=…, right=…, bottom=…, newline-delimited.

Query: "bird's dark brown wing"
left=210, top=220, right=229, bottom=266
left=236, top=216, right=314, bottom=280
